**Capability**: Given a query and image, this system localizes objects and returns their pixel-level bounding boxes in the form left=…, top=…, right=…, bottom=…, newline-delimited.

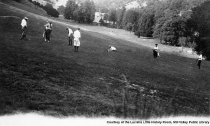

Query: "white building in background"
left=93, top=12, right=106, bottom=23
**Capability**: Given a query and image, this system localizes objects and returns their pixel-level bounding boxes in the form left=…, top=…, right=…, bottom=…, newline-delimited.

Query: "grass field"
left=0, top=1, right=210, bottom=118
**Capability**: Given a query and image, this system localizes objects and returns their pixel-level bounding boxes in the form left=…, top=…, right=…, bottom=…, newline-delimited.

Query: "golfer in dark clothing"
left=20, top=17, right=28, bottom=40
left=153, top=44, right=159, bottom=58
left=44, top=22, right=52, bottom=43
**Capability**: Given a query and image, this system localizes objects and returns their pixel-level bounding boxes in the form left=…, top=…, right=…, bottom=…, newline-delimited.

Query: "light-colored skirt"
left=74, top=38, right=80, bottom=46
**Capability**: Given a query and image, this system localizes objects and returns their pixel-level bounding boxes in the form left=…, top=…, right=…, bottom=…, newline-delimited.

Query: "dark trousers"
left=68, top=36, right=73, bottom=46
left=45, top=29, right=52, bottom=42
left=74, top=46, right=79, bottom=52
left=20, top=26, right=27, bottom=40
left=197, top=60, right=201, bottom=69
left=153, top=50, right=158, bottom=58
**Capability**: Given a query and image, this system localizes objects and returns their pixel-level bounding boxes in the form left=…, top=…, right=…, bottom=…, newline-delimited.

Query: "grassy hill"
left=0, top=1, right=209, bottom=118
left=0, top=0, right=47, bottom=16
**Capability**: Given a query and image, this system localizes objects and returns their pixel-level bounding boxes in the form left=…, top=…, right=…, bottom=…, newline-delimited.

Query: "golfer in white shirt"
left=20, top=17, right=28, bottom=40
left=73, top=28, right=81, bottom=52
left=66, top=27, right=73, bottom=46
left=107, top=46, right=117, bottom=52
left=197, top=53, right=203, bottom=69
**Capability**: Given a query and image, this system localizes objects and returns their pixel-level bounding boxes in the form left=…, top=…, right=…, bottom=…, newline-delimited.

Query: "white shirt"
left=154, top=46, right=158, bottom=50
left=21, top=19, right=27, bottom=28
left=108, top=46, right=117, bottom=52
left=110, top=46, right=116, bottom=51
left=73, top=30, right=81, bottom=40
left=198, top=54, right=203, bottom=60
left=45, top=23, right=52, bottom=30
left=67, top=28, right=73, bottom=36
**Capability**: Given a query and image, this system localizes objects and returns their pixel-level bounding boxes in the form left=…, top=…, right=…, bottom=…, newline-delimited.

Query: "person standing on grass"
left=20, top=17, right=28, bottom=40
left=66, top=27, right=74, bottom=46
left=73, top=28, right=81, bottom=52
left=197, top=53, right=204, bottom=69
left=43, top=21, right=49, bottom=41
left=153, top=44, right=159, bottom=58
left=44, top=21, right=53, bottom=43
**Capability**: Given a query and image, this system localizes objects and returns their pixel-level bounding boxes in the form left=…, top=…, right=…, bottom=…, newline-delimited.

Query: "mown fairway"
left=0, top=1, right=209, bottom=118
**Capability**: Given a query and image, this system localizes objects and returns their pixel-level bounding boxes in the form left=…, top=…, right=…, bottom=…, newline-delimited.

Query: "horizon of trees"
left=12, top=0, right=210, bottom=58
left=28, top=0, right=59, bottom=17
left=64, top=0, right=96, bottom=24
left=57, top=5, right=65, bottom=15
left=104, top=0, right=210, bottom=58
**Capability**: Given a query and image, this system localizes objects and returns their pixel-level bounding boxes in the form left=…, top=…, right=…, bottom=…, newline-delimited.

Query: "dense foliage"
left=57, top=5, right=65, bottom=15
left=13, top=0, right=21, bottom=2
left=64, top=0, right=96, bottom=24
left=28, top=0, right=59, bottom=17
left=103, top=0, right=210, bottom=57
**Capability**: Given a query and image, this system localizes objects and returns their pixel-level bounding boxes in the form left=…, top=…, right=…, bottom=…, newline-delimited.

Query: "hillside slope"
left=0, top=1, right=209, bottom=118
left=0, top=0, right=47, bottom=16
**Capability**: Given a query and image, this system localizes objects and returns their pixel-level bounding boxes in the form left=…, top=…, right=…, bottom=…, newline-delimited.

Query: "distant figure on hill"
left=43, top=21, right=53, bottom=43
left=153, top=44, right=159, bottom=58
left=66, top=27, right=74, bottom=46
left=20, top=17, right=28, bottom=40
left=197, top=53, right=204, bottom=69
left=43, top=21, right=48, bottom=41
left=73, top=28, right=81, bottom=52
left=107, top=45, right=117, bottom=52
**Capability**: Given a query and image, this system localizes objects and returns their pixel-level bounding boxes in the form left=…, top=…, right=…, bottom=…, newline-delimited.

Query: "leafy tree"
left=103, top=13, right=109, bottom=22
left=122, top=9, right=139, bottom=30
left=57, top=5, right=65, bottom=15
left=190, top=0, right=210, bottom=58
left=28, top=0, right=59, bottom=17
left=13, top=0, right=21, bottom=2
left=64, top=0, right=95, bottom=24
left=83, top=0, right=96, bottom=23
left=64, top=0, right=78, bottom=19
left=116, top=7, right=126, bottom=28
left=137, top=8, right=154, bottom=37
left=44, top=3, right=59, bottom=17
left=101, top=7, right=109, bottom=13
left=99, top=18, right=104, bottom=25
left=108, top=9, right=117, bottom=25
left=153, top=0, right=201, bottom=44
left=161, top=17, right=180, bottom=45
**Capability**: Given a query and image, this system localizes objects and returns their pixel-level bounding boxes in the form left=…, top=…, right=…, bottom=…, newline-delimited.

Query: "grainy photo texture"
left=0, top=0, right=209, bottom=125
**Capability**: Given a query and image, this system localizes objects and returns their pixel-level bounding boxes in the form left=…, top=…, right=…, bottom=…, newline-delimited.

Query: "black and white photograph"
left=0, top=0, right=210, bottom=125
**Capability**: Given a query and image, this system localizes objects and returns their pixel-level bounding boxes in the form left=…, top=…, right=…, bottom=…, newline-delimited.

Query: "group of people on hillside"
left=152, top=44, right=204, bottom=69
left=20, top=17, right=205, bottom=69
left=21, top=17, right=81, bottom=52
left=66, top=27, right=81, bottom=52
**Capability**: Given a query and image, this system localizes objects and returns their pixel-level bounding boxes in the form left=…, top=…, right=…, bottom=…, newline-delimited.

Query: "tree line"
left=13, top=0, right=210, bottom=58
left=64, top=0, right=96, bottom=24
left=28, top=0, right=59, bottom=17
left=106, top=0, right=210, bottom=58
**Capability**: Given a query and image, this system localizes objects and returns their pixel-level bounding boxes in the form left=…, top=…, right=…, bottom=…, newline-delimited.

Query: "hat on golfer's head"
left=155, top=44, right=158, bottom=45
left=24, top=17, right=28, bottom=20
